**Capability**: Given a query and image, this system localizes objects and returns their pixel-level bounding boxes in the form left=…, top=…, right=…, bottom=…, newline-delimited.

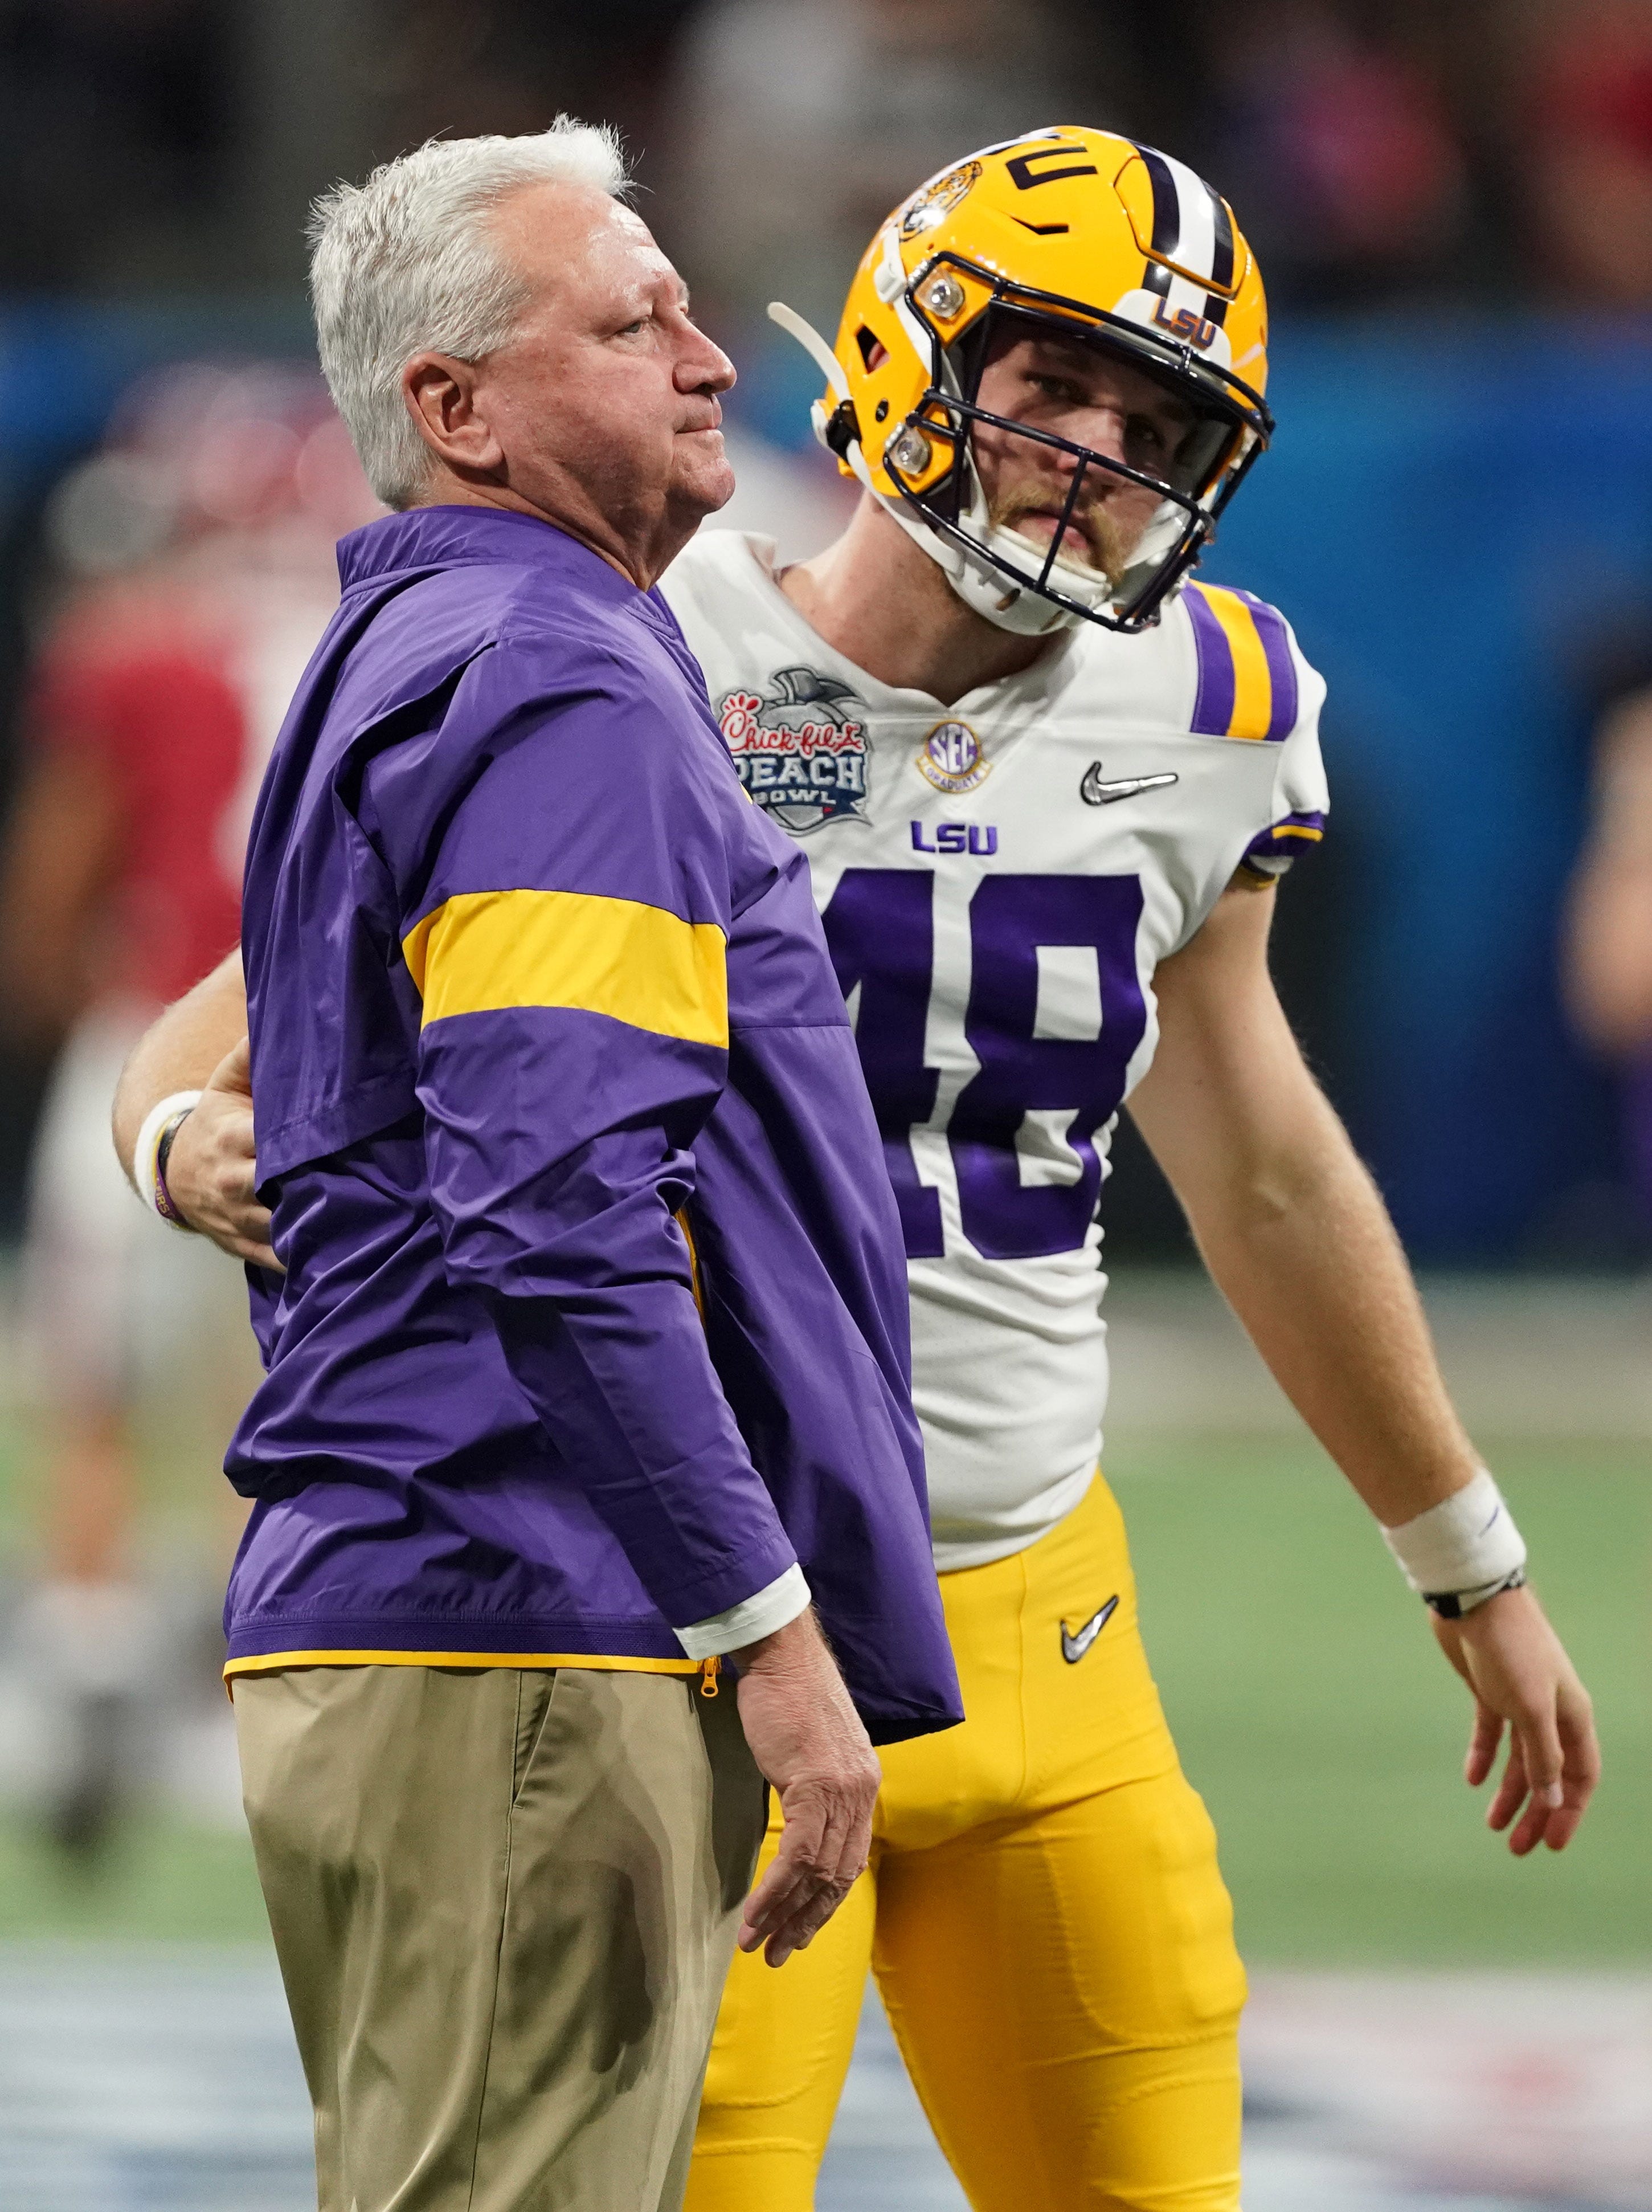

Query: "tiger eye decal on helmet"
left=767, top=124, right=1273, bottom=639
left=900, top=160, right=982, bottom=238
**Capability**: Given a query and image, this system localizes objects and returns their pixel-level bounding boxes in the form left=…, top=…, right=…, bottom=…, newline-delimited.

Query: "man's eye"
left=1033, top=375, right=1081, bottom=402
left=1128, top=417, right=1166, bottom=449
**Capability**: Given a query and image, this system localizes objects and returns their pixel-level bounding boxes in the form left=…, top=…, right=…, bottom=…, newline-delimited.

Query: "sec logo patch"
left=717, top=666, right=872, bottom=834
left=915, top=719, right=991, bottom=796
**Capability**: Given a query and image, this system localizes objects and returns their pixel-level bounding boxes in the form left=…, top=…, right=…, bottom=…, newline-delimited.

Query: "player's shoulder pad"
left=1179, top=580, right=1316, bottom=745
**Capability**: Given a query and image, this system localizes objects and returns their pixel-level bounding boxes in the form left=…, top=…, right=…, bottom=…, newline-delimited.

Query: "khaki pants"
left=236, top=1663, right=765, bottom=2212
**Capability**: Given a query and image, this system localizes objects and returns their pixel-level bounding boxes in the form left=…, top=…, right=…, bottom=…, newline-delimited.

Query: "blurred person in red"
left=0, top=365, right=375, bottom=1856
left=1564, top=681, right=1652, bottom=1216
left=1518, top=0, right=1652, bottom=305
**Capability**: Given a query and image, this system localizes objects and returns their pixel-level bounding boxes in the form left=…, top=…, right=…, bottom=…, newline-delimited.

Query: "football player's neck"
left=777, top=496, right=1054, bottom=706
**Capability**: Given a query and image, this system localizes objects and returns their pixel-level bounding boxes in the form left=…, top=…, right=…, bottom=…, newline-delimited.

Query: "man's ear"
left=402, top=353, right=505, bottom=480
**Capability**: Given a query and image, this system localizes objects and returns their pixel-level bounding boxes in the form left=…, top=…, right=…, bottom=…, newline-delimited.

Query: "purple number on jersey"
left=951, top=874, right=1147, bottom=1259
left=821, top=870, right=1147, bottom=1263
left=819, top=868, right=945, bottom=1256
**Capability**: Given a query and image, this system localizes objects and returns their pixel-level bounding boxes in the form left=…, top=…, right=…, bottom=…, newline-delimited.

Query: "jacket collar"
left=336, top=503, right=641, bottom=605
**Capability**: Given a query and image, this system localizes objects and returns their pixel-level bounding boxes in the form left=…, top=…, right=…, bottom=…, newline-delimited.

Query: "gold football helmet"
left=771, top=125, right=1273, bottom=635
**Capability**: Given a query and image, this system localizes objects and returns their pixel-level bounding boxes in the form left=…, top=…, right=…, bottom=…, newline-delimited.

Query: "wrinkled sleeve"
left=399, top=644, right=798, bottom=1629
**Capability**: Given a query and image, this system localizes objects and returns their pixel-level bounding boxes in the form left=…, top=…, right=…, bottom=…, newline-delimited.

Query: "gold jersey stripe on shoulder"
left=402, top=888, right=728, bottom=1046
left=1185, top=584, right=1300, bottom=742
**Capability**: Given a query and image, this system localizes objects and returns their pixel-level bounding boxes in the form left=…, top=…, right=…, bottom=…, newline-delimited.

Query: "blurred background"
left=0, top=2, right=1646, bottom=2207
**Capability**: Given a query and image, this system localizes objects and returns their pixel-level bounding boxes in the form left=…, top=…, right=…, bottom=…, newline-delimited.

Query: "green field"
left=1, top=1420, right=1646, bottom=1960
left=1114, top=1432, right=1650, bottom=1965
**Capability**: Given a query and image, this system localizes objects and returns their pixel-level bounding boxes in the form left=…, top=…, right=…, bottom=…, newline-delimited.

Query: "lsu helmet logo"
left=718, top=666, right=872, bottom=834
left=1150, top=298, right=1220, bottom=351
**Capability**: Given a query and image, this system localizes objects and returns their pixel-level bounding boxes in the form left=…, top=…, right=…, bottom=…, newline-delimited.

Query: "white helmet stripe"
left=1132, top=142, right=1237, bottom=325
left=1132, top=142, right=1235, bottom=311
left=1158, top=150, right=1217, bottom=282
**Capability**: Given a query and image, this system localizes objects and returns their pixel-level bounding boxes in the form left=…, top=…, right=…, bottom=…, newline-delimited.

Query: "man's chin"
left=673, top=444, right=737, bottom=521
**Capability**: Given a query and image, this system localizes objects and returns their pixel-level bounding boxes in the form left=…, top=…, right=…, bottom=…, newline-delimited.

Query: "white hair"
left=308, top=119, right=632, bottom=508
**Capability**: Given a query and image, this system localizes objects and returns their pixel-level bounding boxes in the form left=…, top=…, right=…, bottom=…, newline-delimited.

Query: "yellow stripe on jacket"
left=402, top=888, right=729, bottom=1045
left=224, top=1648, right=704, bottom=1679
left=1198, top=587, right=1275, bottom=741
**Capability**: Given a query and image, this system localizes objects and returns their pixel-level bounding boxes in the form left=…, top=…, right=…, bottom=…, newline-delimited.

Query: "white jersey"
left=660, top=531, right=1328, bottom=1571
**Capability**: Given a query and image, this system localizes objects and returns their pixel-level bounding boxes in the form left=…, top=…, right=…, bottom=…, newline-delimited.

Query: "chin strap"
left=767, top=300, right=954, bottom=564
left=766, top=301, right=849, bottom=401
left=766, top=302, right=903, bottom=522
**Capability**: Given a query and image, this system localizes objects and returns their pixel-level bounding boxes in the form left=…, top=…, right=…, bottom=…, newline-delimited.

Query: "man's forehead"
left=490, top=182, right=664, bottom=284
left=1006, top=328, right=1194, bottom=415
left=606, top=201, right=664, bottom=261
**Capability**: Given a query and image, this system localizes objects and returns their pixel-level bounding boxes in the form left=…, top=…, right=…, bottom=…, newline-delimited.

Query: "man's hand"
left=1431, top=1583, right=1600, bottom=1855
left=165, top=1036, right=282, bottom=1272
left=729, top=1610, right=881, bottom=1968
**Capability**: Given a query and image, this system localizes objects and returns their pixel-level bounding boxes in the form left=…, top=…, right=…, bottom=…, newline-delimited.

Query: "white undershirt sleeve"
left=675, top=1562, right=811, bottom=1660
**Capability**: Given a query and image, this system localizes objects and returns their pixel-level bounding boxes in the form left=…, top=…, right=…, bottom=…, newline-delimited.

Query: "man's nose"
left=1074, top=405, right=1128, bottom=468
left=678, top=329, right=736, bottom=396
left=1036, top=418, right=1123, bottom=481
left=1040, top=437, right=1098, bottom=501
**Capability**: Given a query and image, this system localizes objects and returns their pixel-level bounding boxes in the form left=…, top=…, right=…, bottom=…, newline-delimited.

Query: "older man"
left=139, top=123, right=959, bottom=2212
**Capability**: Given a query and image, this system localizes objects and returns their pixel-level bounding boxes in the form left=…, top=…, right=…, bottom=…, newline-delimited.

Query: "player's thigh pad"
left=685, top=1794, right=877, bottom=2212
left=870, top=1475, right=1246, bottom=2211
left=874, top=1765, right=1245, bottom=2212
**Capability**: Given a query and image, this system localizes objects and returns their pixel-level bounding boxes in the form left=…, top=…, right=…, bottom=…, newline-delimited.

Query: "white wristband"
left=1381, top=1468, right=1527, bottom=1612
left=676, top=1563, right=811, bottom=1661
left=130, top=1089, right=203, bottom=1223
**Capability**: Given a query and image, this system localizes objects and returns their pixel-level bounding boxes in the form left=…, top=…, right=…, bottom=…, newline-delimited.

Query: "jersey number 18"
left=821, top=871, right=1147, bottom=1263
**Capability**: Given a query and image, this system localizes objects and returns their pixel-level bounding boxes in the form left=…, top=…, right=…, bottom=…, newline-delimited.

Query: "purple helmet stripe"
left=1236, top=591, right=1299, bottom=738
left=1208, top=186, right=1235, bottom=293
left=1136, top=144, right=1182, bottom=258
left=1204, top=185, right=1233, bottom=325
left=1186, top=584, right=1237, bottom=734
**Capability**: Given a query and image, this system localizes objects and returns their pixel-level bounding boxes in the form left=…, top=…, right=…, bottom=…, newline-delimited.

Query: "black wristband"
left=1422, top=1566, right=1527, bottom=1621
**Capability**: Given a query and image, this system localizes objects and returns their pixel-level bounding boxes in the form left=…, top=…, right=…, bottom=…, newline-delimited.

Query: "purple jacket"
left=225, top=505, right=960, bottom=1745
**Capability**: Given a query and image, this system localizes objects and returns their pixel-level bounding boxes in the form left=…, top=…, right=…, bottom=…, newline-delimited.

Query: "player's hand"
left=1430, top=1582, right=1599, bottom=1855
left=729, top=1610, right=880, bottom=1968
left=163, top=1036, right=282, bottom=1272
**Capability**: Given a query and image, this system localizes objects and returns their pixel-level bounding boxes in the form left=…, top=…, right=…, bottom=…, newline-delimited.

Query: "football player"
left=115, top=128, right=1598, bottom=2212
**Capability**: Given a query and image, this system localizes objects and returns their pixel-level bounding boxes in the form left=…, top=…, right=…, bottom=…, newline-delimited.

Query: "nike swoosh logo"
left=1080, top=765, right=1179, bottom=806
left=1060, top=1595, right=1119, bottom=1663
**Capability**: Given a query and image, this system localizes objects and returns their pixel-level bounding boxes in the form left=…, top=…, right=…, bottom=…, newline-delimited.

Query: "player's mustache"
left=988, top=482, right=1134, bottom=583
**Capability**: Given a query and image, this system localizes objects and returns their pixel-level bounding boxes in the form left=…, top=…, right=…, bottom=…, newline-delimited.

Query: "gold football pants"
left=686, top=1474, right=1246, bottom=2212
